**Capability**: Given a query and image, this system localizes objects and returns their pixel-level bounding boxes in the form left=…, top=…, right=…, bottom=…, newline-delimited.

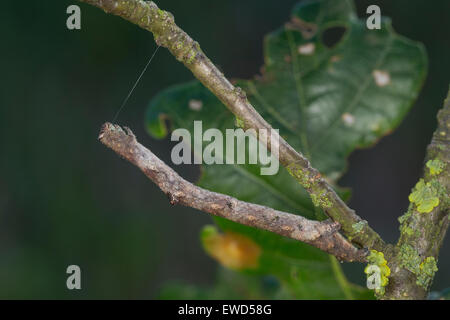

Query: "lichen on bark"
left=384, top=87, right=450, bottom=299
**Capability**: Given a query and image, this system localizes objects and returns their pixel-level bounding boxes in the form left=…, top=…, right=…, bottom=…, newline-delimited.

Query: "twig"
left=99, top=123, right=367, bottom=262
left=79, top=0, right=385, bottom=251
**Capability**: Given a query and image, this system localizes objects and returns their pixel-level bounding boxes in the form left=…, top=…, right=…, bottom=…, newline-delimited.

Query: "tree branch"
left=384, top=88, right=450, bottom=299
left=79, top=0, right=385, bottom=251
left=99, top=122, right=367, bottom=262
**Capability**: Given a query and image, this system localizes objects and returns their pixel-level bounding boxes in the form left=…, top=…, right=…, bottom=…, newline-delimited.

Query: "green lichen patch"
left=416, top=257, right=438, bottom=289
left=399, top=245, right=439, bottom=289
left=351, top=221, right=367, bottom=239
left=400, top=224, right=416, bottom=237
left=352, top=221, right=366, bottom=233
left=398, top=244, right=421, bottom=274
left=235, top=117, right=245, bottom=129
left=310, top=192, right=332, bottom=208
left=286, top=164, right=311, bottom=189
left=408, top=179, right=440, bottom=213
left=286, top=163, right=332, bottom=209
left=426, top=159, right=445, bottom=176
left=367, top=250, right=387, bottom=266
left=430, top=179, right=450, bottom=209
left=364, top=250, right=390, bottom=296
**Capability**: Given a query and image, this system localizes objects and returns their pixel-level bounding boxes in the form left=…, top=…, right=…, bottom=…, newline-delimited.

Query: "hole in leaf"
left=321, top=26, right=347, bottom=48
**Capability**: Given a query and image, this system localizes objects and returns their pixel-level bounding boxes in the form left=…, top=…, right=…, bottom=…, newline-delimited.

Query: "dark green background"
left=0, top=0, right=448, bottom=298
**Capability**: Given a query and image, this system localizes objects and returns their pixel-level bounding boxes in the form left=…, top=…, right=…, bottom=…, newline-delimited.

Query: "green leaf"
left=145, top=0, right=426, bottom=299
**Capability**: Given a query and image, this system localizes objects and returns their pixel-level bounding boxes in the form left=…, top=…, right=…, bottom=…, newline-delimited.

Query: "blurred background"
left=0, top=0, right=448, bottom=298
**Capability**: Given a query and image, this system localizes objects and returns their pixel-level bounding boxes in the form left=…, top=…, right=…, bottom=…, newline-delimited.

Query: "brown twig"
left=78, top=0, right=386, bottom=253
left=99, top=123, right=367, bottom=262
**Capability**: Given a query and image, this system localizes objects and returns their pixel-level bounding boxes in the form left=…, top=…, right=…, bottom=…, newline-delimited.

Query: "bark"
left=99, top=123, right=367, bottom=262
left=383, top=88, right=450, bottom=299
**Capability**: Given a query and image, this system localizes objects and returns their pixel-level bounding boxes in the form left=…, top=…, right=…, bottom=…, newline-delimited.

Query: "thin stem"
left=99, top=122, right=367, bottom=262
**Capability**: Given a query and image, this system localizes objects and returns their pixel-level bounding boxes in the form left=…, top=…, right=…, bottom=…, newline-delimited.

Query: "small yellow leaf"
left=201, top=226, right=261, bottom=270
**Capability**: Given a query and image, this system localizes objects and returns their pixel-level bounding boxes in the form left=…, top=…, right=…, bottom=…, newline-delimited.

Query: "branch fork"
left=81, top=0, right=449, bottom=299
left=80, top=0, right=384, bottom=253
